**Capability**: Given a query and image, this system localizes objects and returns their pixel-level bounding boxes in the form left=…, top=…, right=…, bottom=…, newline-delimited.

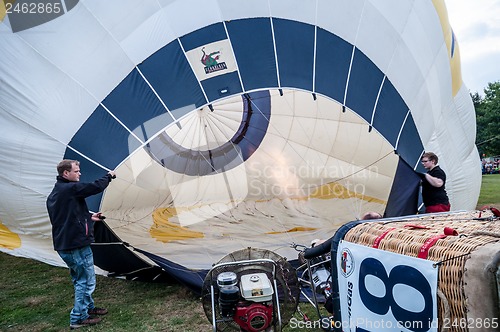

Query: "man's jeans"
left=58, top=245, right=96, bottom=324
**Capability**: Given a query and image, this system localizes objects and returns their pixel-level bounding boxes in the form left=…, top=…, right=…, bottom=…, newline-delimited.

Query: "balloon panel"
left=315, top=27, right=352, bottom=103
left=346, top=49, right=385, bottom=122
left=373, top=79, right=409, bottom=146
left=137, top=40, right=207, bottom=110
left=68, top=106, right=132, bottom=170
left=101, top=69, right=172, bottom=140
left=273, top=19, right=315, bottom=90
left=226, top=18, right=278, bottom=90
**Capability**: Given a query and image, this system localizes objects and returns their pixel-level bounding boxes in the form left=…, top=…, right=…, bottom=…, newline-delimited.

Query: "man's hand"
left=91, top=212, right=106, bottom=222
left=108, top=171, right=116, bottom=179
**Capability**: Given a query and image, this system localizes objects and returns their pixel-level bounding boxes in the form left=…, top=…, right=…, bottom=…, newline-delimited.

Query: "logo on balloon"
left=201, top=47, right=227, bottom=74
left=186, top=40, right=237, bottom=81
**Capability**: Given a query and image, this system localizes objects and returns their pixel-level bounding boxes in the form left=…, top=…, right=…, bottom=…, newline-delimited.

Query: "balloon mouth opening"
left=141, top=90, right=272, bottom=176
left=167, top=94, right=248, bottom=151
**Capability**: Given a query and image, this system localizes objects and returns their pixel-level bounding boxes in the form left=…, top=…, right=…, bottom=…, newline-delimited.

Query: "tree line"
left=472, top=81, right=500, bottom=158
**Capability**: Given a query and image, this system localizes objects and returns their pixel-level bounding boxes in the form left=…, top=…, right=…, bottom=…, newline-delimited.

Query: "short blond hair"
left=57, top=160, right=79, bottom=176
left=422, top=152, right=438, bottom=164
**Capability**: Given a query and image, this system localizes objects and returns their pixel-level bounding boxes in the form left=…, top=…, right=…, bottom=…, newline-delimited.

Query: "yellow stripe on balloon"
left=0, top=222, right=22, bottom=250
left=0, top=0, right=7, bottom=22
left=433, top=0, right=463, bottom=97
left=309, top=181, right=386, bottom=205
left=150, top=207, right=205, bottom=243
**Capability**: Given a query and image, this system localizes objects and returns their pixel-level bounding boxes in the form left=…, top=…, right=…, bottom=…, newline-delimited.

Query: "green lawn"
left=0, top=254, right=211, bottom=332
left=476, top=174, right=500, bottom=208
left=1, top=175, right=499, bottom=332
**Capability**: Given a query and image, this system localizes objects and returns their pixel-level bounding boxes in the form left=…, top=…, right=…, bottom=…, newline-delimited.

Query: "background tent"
left=0, top=0, right=481, bottom=289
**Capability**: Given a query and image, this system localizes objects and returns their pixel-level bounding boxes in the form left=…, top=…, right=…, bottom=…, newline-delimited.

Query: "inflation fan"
left=201, top=248, right=300, bottom=332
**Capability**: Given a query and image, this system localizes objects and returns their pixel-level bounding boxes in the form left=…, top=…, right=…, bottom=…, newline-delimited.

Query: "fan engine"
left=202, top=248, right=300, bottom=332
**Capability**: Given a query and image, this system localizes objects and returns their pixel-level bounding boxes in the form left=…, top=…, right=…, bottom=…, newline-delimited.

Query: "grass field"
left=1, top=175, right=499, bottom=332
left=475, top=174, right=500, bottom=209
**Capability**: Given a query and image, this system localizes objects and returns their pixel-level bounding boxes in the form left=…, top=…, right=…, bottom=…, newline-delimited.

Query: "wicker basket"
left=343, top=210, right=500, bottom=332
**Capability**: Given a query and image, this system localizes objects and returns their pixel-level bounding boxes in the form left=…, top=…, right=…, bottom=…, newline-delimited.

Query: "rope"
left=433, top=252, right=470, bottom=267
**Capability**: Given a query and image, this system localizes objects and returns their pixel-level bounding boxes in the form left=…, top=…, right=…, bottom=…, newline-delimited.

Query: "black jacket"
left=46, top=174, right=113, bottom=251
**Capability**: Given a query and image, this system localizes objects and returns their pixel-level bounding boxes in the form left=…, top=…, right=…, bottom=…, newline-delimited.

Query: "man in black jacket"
left=46, top=160, right=116, bottom=329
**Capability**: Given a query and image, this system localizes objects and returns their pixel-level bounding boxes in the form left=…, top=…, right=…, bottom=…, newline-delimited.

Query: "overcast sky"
left=445, top=0, right=500, bottom=96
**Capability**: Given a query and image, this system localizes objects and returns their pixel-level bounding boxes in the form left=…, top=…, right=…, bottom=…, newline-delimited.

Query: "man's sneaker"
left=70, top=316, right=102, bottom=329
left=88, top=307, right=108, bottom=315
